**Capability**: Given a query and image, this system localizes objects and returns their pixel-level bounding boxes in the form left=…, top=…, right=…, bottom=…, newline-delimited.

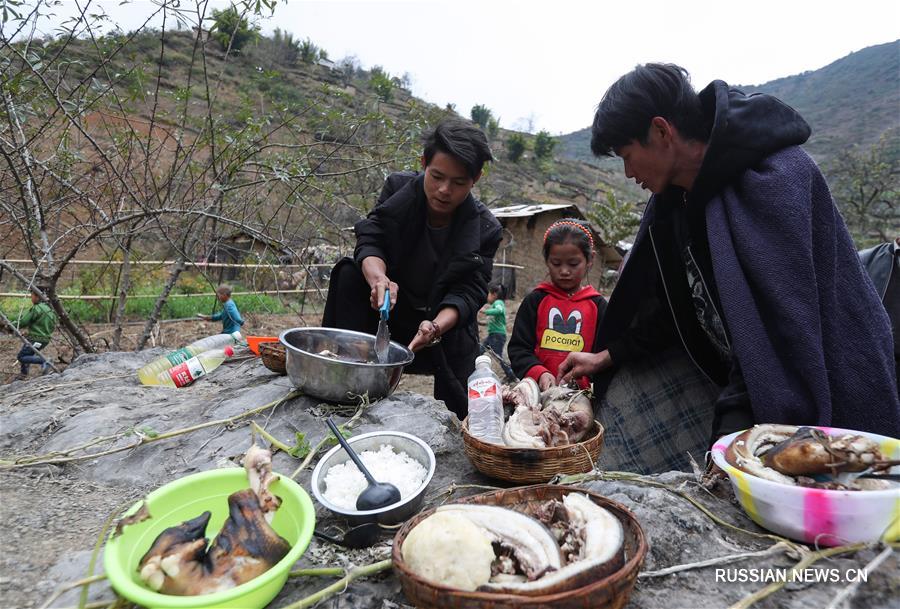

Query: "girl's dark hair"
left=543, top=218, right=594, bottom=262
left=590, top=63, right=709, bottom=157
left=487, top=282, right=505, bottom=299
left=423, top=118, right=494, bottom=179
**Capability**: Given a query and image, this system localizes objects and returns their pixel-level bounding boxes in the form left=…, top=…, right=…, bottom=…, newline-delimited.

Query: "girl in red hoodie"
left=508, top=219, right=608, bottom=390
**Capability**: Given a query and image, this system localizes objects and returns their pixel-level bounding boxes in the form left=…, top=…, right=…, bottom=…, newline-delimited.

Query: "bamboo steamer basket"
left=392, top=485, right=647, bottom=609
left=259, top=341, right=287, bottom=375
left=462, top=418, right=604, bottom=484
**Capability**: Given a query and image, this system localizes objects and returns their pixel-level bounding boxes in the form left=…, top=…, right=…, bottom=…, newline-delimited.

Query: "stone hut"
left=211, top=230, right=292, bottom=282
left=491, top=203, right=621, bottom=299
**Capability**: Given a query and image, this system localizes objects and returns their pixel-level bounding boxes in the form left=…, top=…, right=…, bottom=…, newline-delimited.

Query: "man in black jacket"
left=558, top=64, right=899, bottom=471
left=323, top=118, right=502, bottom=418
left=859, top=237, right=900, bottom=384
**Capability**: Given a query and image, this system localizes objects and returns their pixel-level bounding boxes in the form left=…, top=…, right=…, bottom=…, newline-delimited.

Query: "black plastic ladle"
left=313, top=522, right=381, bottom=549
left=325, top=417, right=401, bottom=511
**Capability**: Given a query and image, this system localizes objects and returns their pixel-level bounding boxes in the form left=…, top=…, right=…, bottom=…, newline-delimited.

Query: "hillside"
left=3, top=22, right=651, bottom=349
left=741, top=40, right=899, bottom=162
left=2, top=28, right=635, bottom=253
left=558, top=40, right=900, bottom=167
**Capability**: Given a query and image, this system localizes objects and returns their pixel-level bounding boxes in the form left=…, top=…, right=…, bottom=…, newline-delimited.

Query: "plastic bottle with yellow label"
left=154, top=346, right=234, bottom=388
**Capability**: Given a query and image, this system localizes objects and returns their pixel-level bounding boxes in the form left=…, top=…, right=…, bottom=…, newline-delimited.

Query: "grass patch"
left=1, top=293, right=289, bottom=325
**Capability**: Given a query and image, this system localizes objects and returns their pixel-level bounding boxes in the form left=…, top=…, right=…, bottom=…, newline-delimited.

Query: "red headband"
left=543, top=221, right=594, bottom=251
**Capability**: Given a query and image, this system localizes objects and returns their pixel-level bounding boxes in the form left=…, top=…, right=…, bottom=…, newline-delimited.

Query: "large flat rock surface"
left=1, top=352, right=895, bottom=609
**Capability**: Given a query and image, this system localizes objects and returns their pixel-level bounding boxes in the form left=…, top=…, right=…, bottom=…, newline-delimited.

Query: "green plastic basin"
left=103, top=468, right=315, bottom=609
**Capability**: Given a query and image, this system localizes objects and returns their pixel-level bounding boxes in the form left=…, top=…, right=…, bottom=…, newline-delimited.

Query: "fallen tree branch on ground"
left=639, top=541, right=795, bottom=578
left=278, top=559, right=392, bottom=609
left=727, top=543, right=868, bottom=609
left=0, top=389, right=301, bottom=469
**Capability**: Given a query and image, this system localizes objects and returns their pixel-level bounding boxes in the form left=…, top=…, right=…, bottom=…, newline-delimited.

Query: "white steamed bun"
left=402, top=511, right=495, bottom=591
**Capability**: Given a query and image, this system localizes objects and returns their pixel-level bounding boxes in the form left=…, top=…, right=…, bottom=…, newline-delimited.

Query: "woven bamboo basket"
left=392, top=485, right=647, bottom=609
left=258, top=341, right=287, bottom=375
left=462, top=418, right=604, bottom=484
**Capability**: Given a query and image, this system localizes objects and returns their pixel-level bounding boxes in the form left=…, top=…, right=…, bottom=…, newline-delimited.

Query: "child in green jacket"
left=13, top=289, right=57, bottom=379
left=479, top=283, right=516, bottom=381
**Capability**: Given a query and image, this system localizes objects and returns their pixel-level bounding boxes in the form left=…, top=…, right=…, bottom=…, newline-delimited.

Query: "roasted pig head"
left=204, top=489, right=291, bottom=589
left=138, top=512, right=211, bottom=595
left=137, top=490, right=291, bottom=596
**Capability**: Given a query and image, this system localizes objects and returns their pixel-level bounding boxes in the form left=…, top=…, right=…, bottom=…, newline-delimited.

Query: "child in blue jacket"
left=199, top=284, right=244, bottom=335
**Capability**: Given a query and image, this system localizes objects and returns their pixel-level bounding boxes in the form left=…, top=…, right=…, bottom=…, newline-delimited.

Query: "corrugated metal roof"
left=490, top=203, right=576, bottom=218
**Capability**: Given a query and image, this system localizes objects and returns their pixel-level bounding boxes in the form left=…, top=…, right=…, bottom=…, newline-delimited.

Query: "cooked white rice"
left=322, top=443, right=428, bottom=510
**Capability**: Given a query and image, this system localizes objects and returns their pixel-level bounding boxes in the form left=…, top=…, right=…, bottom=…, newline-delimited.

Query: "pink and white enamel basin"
left=711, top=427, right=899, bottom=546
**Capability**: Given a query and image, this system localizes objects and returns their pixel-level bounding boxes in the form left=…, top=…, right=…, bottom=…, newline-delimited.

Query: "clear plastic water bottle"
left=138, top=331, right=242, bottom=385
left=467, top=355, right=504, bottom=444
left=154, top=346, right=235, bottom=388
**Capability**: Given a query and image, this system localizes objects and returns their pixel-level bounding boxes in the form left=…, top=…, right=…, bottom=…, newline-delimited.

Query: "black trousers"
left=480, top=333, right=516, bottom=381
left=323, top=258, right=475, bottom=418
left=17, top=342, right=49, bottom=374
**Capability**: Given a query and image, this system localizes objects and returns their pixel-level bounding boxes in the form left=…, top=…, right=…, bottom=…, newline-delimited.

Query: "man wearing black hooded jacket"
left=323, top=119, right=502, bottom=419
left=558, top=64, right=900, bottom=465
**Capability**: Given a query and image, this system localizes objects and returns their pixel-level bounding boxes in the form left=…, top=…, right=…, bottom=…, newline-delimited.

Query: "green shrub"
left=534, top=130, right=556, bottom=159
left=369, top=66, right=393, bottom=102
left=507, top=133, right=526, bottom=162
left=299, top=38, right=319, bottom=64
left=586, top=191, right=641, bottom=248
left=271, top=28, right=300, bottom=64
left=210, top=6, right=260, bottom=52
left=487, top=117, right=499, bottom=139
left=471, top=104, right=492, bottom=129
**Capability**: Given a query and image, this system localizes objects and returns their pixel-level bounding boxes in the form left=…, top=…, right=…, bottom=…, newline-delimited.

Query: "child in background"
left=479, top=282, right=516, bottom=382
left=11, top=287, right=57, bottom=380
left=198, top=284, right=244, bottom=335
left=508, top=219, right=607, bottom=390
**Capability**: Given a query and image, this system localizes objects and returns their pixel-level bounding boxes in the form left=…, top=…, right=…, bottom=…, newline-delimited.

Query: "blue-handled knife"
left=374, top=289, right=391, bottom=363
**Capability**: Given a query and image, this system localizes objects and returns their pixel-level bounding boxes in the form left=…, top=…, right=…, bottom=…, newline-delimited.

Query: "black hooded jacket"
left=354, top=171, right=503, bottom=331
left=352, top=172, right=503, bottom=409
left=600, top=82, right=825, bottom=441
left=604, top=84, right=810, bottom=362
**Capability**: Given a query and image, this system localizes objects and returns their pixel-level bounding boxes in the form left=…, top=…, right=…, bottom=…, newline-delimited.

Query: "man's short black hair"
left=590, top=63, right=709, bottom=157
left=487, top=281, right=505, bottom=299
left=423, top=118, right=493, bottom=179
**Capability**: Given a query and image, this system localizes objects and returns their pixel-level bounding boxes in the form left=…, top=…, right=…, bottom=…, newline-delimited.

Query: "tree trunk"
left=136, top=256, right=185, bottom=351
left=112, top=235, right=133, bottom=350
left=46, top=284, right=94, bottom=355
left=137, top=208, right=213, bottom=350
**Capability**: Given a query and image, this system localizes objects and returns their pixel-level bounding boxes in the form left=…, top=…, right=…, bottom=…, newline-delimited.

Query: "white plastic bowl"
left=711, top=427, right=900, bottom=546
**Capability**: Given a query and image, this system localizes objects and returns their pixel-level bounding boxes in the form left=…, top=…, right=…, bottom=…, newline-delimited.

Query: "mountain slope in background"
left=558, top=40, right=900, bottom=167
left=7, top=29, right=638, bottom=253
left=741, top=40, right=899, bottom=162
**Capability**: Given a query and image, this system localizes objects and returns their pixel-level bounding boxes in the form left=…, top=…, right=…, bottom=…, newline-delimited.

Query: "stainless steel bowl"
left=279, top=327, right=414, bottom=403
left=310, top=430, right=436, bottom=525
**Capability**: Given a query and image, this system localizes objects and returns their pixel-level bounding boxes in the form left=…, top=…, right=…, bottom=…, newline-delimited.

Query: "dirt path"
left=0, top=470, right=137, bottom=608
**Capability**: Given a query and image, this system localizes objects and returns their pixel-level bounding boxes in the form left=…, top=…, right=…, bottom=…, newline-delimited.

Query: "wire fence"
left=0, top=289, right=318, bottom=299
left=0, top=258, right=525, bottom=323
